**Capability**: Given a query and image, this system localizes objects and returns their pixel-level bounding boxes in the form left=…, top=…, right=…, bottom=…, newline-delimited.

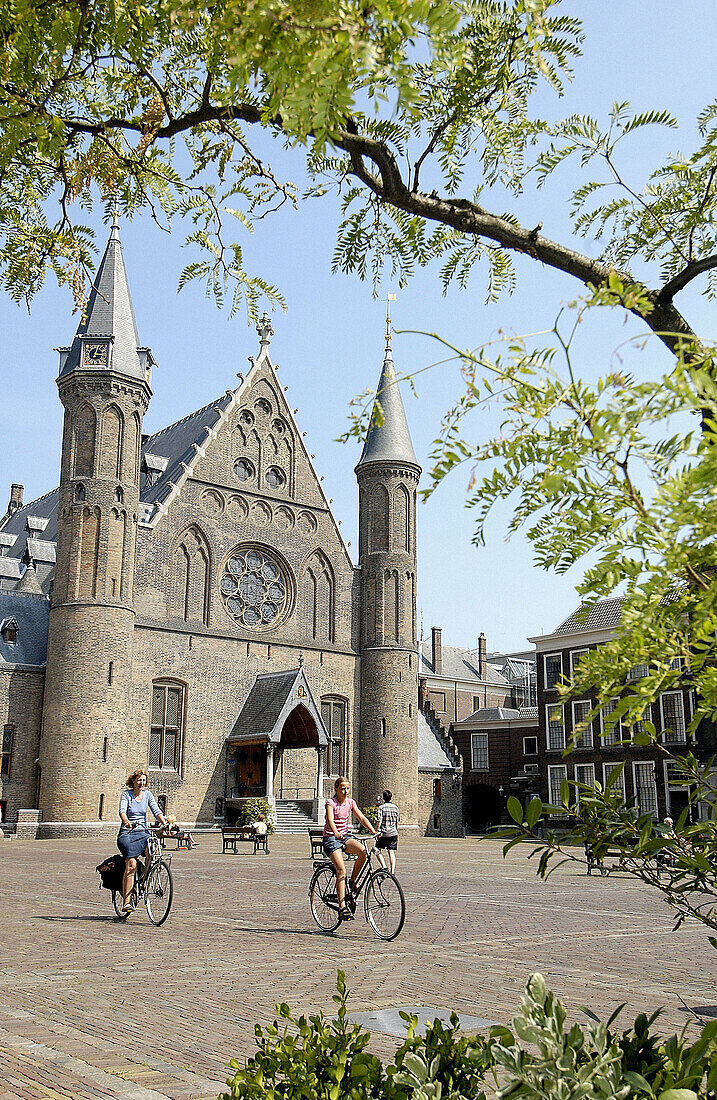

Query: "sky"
left=0, top=3, right=714, bottom=654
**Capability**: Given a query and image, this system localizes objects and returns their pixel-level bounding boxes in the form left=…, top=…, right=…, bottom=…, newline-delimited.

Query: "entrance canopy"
left=227, top=666, right=329, bottom=747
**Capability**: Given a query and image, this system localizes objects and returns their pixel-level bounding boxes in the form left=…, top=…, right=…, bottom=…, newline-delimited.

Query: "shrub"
left=238, top=798, right=275, bottom=835
left=221, top=971, right=717, bottom=1100
left=360, top=806, right=379, bottom=832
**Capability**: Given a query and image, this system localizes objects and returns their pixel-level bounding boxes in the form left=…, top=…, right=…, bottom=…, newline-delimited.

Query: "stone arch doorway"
left=276, top=704, right=321, bottom=801
left=463, top=783, right=501, bottom=834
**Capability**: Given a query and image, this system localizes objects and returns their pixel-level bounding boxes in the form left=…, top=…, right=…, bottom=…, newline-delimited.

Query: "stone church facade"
left=0, top=219, right=461, bottom=837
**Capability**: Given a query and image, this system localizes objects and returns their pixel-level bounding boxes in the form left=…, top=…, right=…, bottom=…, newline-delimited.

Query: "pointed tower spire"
left=59, top=215, right=152, bottom=382
left=355, top=297, right=418, bottom=471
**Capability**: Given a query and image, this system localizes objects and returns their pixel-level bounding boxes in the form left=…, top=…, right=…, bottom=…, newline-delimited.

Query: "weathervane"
left=257, top=312, right=274, bottom=349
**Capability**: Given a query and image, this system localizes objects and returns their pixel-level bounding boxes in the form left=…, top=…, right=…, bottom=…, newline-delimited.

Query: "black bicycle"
left=113, top=825, right=174, bottom=926
left=309, top=838, right=405, bottom=940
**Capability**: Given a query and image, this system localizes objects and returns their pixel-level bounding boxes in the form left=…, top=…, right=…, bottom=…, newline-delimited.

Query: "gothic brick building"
left=0, top=219, right=461, bottom=838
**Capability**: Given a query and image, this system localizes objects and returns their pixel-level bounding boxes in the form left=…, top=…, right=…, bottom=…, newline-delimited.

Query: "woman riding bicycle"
left=118, top=768, right=169, bottom=914
left=323, top=776, right=377, bottom=921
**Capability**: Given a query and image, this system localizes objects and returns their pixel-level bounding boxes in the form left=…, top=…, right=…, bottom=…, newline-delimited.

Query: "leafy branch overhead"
left=1, top=1, right=715, bottom=337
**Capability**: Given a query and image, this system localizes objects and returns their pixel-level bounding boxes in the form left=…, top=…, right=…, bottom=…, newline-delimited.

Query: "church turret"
left=39, top=213, right=154, bottom=835
left=356, top=308, right=421, bottom=829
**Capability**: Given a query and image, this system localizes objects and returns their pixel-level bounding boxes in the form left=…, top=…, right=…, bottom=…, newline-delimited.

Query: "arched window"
left=320, top=696, right=348, bottom=776
left=170, top=526, right=211, bottom=624
left=73, top=403, right=96, bottom=479
left=302, top=550, right=334, bottom=642
left=149, top=681, right=185, bottom=771
left=397, top=482, right=411, bottom=553
left=369, top=484, right=389, bottom=551
left=100, top=405, right=123, bottom=479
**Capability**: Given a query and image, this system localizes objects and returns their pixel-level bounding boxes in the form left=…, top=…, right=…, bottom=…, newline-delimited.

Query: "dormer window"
left=1, top=618, right=18, bottom=644
left=26, top=515, right=48, bottom=535
left=0, top=532, right=15, bottom=558
left=141, top=452, right=168, bottom=489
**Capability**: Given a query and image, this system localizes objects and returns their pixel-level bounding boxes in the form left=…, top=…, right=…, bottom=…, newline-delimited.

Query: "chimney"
left=477, top=632, right=487, bottom=679
left=8, top=484, right=23, bottom=516
left=431, top=626, right=442, bottom=674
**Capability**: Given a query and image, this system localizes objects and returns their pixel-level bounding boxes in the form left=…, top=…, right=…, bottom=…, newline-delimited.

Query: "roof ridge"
left=16, top=488, right=59, bottom=512
left=0, top=590, right=50, bottom=602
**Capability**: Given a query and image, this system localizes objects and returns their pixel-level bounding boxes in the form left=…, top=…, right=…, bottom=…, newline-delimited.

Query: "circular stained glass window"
left=221, top=547, right=290, bottom=630
left=266, top=466, right=286, bottom=490
left=233, top=458, right=254, bottom=482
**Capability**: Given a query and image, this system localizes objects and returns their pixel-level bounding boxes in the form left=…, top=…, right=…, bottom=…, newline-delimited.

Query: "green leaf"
left=507, top=796, right=523, bottom=824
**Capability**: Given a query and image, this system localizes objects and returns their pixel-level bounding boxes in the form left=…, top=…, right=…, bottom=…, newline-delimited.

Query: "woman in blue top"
left=118, top=768, right=169, bottom=914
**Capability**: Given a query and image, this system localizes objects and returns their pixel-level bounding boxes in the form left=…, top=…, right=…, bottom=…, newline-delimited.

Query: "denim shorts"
left=322, top=835, right=347, bottom=855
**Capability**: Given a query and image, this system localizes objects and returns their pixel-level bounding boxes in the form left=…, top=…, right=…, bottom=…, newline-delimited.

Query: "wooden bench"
left=160, top=834, right=191, bottom=850
left=585, top=844, right=668, bottom=877
left=222, top=826, right=269, bottom=854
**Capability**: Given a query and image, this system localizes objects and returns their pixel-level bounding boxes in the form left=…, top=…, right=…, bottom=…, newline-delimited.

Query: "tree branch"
left=657, top=254, right=717, bottom=303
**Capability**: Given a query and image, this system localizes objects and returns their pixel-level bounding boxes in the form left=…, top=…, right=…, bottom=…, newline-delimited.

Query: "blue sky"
left=0, top=3, right=713, bottom=652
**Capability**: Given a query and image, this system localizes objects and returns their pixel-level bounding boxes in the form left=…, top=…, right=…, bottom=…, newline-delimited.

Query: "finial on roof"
left=110, top=196, right=121, bottom=241
left=385, top=292, right=396, bottom=350
left=257, top=312, right=274, bottom=349
left=298, top=652, right=304, bottom=668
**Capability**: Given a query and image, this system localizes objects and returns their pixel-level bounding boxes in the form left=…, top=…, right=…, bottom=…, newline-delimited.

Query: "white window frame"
left=603, top=762, right=627, bottom=805
left=570, top=648, right=589, bottom=677
left=547, top=764, right=568, bottom=812
left=574, top=763, right=596, bottom=805
left=571, top=700, right=594, bottom=749
left=659, top=691, right=687, bottom=743
left=471, top=732, right=489, bottom=771
left=600, top=698, right=622, bottom=746
left=631, top=704, right=652, bottom=738
left=523, top=735, right=538, bottom=756
left=543, top=652, right=563, bottom=690
left=628, top=662, right=649, bottom=682
left=545, top=704, right=566, bottom=751
left=633, top=761, right=658, bottom=818
left=663, top=759, right=693, bottom=820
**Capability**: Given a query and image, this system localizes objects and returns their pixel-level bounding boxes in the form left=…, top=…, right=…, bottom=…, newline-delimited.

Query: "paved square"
left=1, top=835, right=715, bottom=1100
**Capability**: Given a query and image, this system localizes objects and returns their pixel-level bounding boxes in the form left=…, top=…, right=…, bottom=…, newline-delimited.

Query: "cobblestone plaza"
left=1, top=835, right=715, bottom=1100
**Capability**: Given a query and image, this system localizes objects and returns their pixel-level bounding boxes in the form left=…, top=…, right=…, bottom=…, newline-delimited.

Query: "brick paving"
left=1, top=834, right=715, bottom=1100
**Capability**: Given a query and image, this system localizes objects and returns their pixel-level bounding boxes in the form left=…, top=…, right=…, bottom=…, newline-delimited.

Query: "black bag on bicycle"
left=96, top=853, right=124, bottom=892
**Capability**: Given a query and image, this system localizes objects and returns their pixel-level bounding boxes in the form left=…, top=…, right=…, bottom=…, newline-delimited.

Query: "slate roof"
left=455, top=705, right=538, bottom=727
left=227, top=668, right=329, bottom=746
left=139, top=394, right=233, bottom=507
left=355, top=344, right=419, bottom=470
left=0, top=591, right=50, bottom=666
left=0, top=489, right=59, bottom=567
left=420, top=641, right=509, bottom=687
left=552, top=597, right=623, bottom=635
left=417, top=711, right=456, bottom=770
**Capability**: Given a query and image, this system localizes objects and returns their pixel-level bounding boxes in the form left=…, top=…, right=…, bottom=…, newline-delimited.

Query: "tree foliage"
left=3, top=0, right=713, bottom=346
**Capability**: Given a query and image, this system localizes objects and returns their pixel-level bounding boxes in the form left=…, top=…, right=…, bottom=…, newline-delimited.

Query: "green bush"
left=238, top=798, right=275, bottom=836
left=360, top=806, right=379, bottom=832
left=221, top=971, right=717, bottom=1100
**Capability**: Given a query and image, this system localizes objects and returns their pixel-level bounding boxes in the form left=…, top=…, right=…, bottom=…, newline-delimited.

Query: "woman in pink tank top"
left=323, top=776, right=377, bottom=921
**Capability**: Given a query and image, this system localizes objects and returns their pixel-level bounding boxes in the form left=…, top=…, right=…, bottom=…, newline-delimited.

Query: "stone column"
left=265, top=744, right=275, bottom=807
left=314, top=746, right=326, bottom=822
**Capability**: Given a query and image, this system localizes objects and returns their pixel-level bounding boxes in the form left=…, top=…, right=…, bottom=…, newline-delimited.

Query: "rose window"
left=221, top=548, right=290, bottom=629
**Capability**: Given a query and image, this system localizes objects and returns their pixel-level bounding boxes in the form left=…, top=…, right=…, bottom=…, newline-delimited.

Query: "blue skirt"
left=117, top=827, right=149, bottom=859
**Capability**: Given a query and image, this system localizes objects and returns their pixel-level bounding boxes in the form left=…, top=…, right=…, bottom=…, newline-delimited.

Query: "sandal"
left=339, top=905, right=354, bottom=921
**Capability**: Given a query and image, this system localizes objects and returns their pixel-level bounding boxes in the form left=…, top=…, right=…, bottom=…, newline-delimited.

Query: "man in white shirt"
left=375, top=790, right=400, bottom=874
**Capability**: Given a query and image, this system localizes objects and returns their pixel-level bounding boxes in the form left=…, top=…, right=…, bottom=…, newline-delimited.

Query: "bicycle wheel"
left=111, top=891, right=129, bottom=920
left=364, top=870, right=405, bottom=941
left=309, top=864, right=342, bottom=933
left=145, top=860, right=173, bottom=926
